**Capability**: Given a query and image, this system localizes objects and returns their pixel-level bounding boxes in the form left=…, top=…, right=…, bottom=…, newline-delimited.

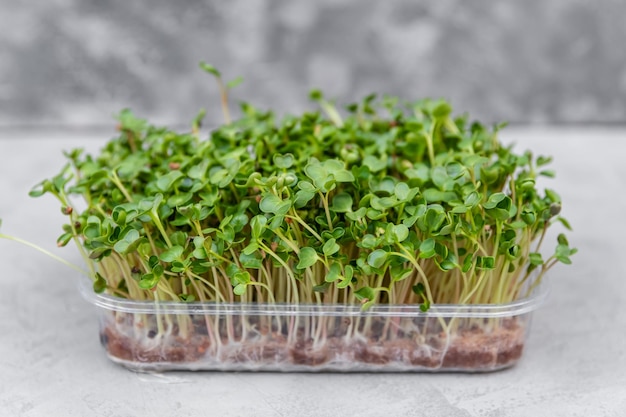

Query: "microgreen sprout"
left=0, top=65, right=576, bottom=370
left=7, top=68, right=575, bottom=312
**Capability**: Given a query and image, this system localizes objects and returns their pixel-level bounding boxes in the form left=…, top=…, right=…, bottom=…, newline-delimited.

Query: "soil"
left=99, top=317, right=526, bottom=371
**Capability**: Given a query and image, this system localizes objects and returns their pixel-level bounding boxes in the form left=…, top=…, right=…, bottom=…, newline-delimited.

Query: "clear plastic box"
left=80, top=277, right=547, bottom=372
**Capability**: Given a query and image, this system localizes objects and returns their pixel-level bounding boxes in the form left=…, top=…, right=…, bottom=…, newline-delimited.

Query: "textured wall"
left=1, top=0, right=625, bottom=127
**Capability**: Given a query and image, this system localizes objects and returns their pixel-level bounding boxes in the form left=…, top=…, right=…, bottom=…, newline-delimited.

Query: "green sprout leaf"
left=354, top=286, right=377, bottom=308
left=18, top=78, right=574, bottom=314
left=363, top=155, right=387, bottom=173
left=93, top=273, right=107, bottom=293
left=331, top=192, right=353, bottom=213
left=391, top=224, right=409, bottom=243
left=367, top=249, right=387, bottom=269
left=419, top=238, right=436, bottom=258
left=156, top=171, right=184, bottom=192
left=160, top=245, right=184, bottom=262
left=273, top=153, right=295, bottom=169
left=325, top=262, right=342, bottom=282
left=322, top=238, right=340, bottom=257
left=259, top=194, right=291, bottom=215
left=199, top=61, right=221, bottom=77
left=476, top=256, right=495, bottom=270
left=139, top=273, right=159, bottom=289
left=226, top=76, right=244, bottom=89
left=233, top=284, right=247, bottom=296
left=296, top=247, right=318, bottom=269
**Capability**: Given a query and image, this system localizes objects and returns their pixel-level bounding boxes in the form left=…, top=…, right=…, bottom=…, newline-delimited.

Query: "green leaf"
left=367, top=249, right=387, bottom=268
left=233, top=284, right=247, bottom=296
left=259, top=194, right=290, bottom=215
left=484, top=193, right=513, bottom=221
left=56, top=232, right=73, bottom=247
left=296, top=247, right=318, bottom=269
left=536, top=155, right=553, bottom=166
left=273, top=153, right=295, bottom=169
left=139, top=273, right=159, bottom=289
left=234, top=271, right=251, bottom=285
left=294, top=190, right=316, bottom=208
left=152, top=264, right=164, bottom=277
left=325, top=262, right=342, bottom=282
left=346, top=207, right=367, bottom=222
left=393, top=182, right=410, bottom=201
left=309, top=89, right=323, bottom=101
left=431, top=166, right=449, bottom=189
left=218, top=225, right=235, bottom=243
left=451, top=205, right=468, bottom=214
left=419, top=238, right=436, bottom=258
left=242, top=242, right=259, bottom=256
left=156, top=171, right=183, bottom=192
left=521, top=210, right=536, bottom=225
left=545, top=189, right=561, bottom=203
left=192, top=247, right=208, bottom=259
left=226, top=76, right=244, bottom=89
left=555, top=243, right=575, bottom=265
left=476, top=256, right=495, bottom=270
left=29, top=180, right=54, bottom=197
left=423, top=189, right=457, bottom=203
left=344, top=265, right=354, bottom=281
left=160, top=245, right=184, bottom=262
left=148, top=255, right=159, bottom=269
left=354, top=286, right=376, bottom=302
left=112, top=229, right=142, bottom=255
left=390, top=265, right=412, bottom=282
left=188, top=160, right=210, bottom=180
left=363, top=155, right=387, bottom=173
left=93, top=273, right=107, bottom=293
left=529, top=252, right=543, bottom=266
left=461, top=254, right=473, bottom=273
left=336, top=277, right=352, bottom=289
left=297, top=180, right=317, bottom=192
left=506, top=220, right=525, bottom=230
left=391, top=224, right=409, bottom=242
left=179, top=294, right=196, bottom=303
left=332, top=168, right=355, bottom=183
left=464, top=191, right=481, bottom=207
left=313, top=282, right=331, bottom=293
left=555, top=216, right=572, bottom=231
left=412, top=283, right=425, bottom=296
left=199, top=61, right=221, bottom=77
left=433, top=101, right=452, bottom=118
left=170, top=231, right=188, bottom=247
left=250, top=215, right=267, bottom=239
left=421, top=206, right=446, bottom=233
left=322, top=238, right=340, bottom=256
left=359, top=234, right=379, bottom=249
left=304, top=161, right=328, bottom=190
left=331, top=192, right=353, bottom=213
left=483, top=192, right=506, bottom=209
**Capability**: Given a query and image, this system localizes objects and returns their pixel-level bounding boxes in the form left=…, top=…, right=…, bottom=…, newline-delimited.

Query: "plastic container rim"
left=78, top=275, right=549, bottom=318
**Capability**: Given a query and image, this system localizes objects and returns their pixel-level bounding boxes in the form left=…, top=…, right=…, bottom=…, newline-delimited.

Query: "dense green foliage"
left=24, top=83, right=574, bottom=309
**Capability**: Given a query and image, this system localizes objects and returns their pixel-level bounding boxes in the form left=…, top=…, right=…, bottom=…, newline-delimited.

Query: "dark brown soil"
left=100, top=319, right=526, bottom=371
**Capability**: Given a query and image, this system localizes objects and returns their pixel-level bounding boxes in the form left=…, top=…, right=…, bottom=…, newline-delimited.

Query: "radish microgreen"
left=1, top=66, right=576, bottom=312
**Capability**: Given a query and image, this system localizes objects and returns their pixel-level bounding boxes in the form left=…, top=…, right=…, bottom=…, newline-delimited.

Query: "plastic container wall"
left=81, top=278, right=547, bottom=372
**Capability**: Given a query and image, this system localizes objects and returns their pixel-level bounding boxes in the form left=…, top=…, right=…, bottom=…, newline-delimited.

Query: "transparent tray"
left=80, top=278, right=548, bottom=373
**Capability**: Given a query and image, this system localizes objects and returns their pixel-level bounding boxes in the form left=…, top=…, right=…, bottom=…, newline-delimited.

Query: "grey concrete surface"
left=2, top=1, right=626, bottom=126
left=0, top=127, right=625, bottom=416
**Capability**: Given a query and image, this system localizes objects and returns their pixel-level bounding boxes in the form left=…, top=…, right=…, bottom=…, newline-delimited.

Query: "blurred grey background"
left=1, top=0, right=625, bottom=127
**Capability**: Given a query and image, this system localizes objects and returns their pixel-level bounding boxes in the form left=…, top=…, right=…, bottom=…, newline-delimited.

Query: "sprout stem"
left=0, top=233, right=91, bottom=277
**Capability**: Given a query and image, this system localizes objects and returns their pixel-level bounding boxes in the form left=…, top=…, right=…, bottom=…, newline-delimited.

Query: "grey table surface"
left=0, top=127, right=624, bottom=417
